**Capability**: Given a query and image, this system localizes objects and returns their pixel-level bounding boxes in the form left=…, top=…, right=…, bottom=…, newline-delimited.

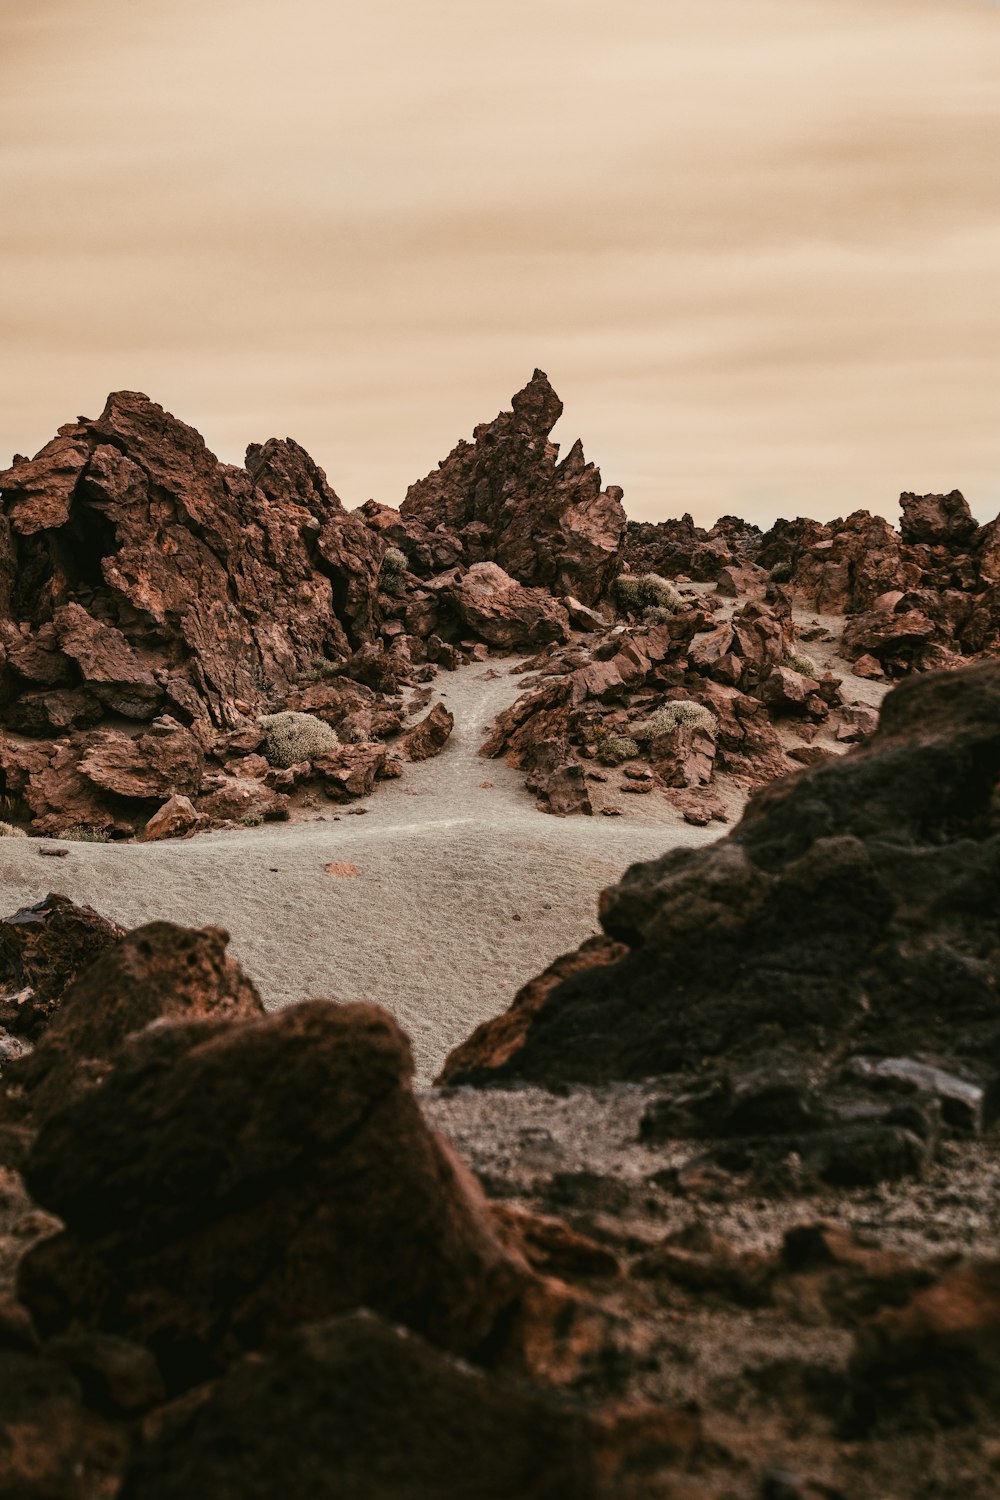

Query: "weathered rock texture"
left=444, top=659, right=1000, bottom=1098
left=18, top=996, right=527, bottom=1392
left=398, top=369, right=626, bottom=605
left=118, top=1310, right=599, bottom=1500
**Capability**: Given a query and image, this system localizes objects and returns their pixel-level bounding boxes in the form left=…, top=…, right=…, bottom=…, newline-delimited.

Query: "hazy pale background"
left=2, top=0, right=999, bottom=527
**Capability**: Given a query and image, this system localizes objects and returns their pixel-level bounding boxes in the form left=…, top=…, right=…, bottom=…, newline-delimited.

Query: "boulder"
left=139, top=795, right=205, bottom=842
left=443, top=562, right=570, bottom=649
left=0, top=894, right=125, bottom=1043
left=195, top=777, right=289, bottom=824
left=649, top=725, right=716, bottom=788
left=312, top=742, right=397, bottom=800
left=899, top=489, right=978, bottom=547
left=5, top=920, right=264, bottom=1122
left=19, top=998, right=526, bottom=1393
left=77, top=717, right=204, bottom=801
left=399, top=703, right=454, bottom=762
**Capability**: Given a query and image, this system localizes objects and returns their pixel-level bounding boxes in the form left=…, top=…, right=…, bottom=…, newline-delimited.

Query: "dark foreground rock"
left=441, top=660, right=1000, bottom=1101
left=17, top=997, right=527, bottom=1392
left=0, top=893, right=124, bottom=1043
left=119, top=1310, right=599, bottom=1500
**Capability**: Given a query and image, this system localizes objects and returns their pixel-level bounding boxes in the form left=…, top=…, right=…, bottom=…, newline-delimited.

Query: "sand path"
left=0, top=661, right=728, bottom=1081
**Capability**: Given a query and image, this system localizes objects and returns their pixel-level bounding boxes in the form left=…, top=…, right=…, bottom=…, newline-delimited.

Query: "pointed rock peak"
left=510, top=369, right=563, bottom=435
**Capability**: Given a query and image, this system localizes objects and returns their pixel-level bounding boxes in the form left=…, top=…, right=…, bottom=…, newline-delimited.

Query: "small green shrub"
left=62, top=826, right=110, bottom=843
left=769, top=561, right=793, bottom=583
left=259, top=711, right=340, bottom=768
left=240, top=812, right=264, bottom=828
left=643, top=701, right=718, bottom=739
left=381, top=546, right=408, bottom=578
left=783, top=652, right=819, bottom=678
left=614, top=573, right=683, bottom=615
left=642, top=605, right=676, bottom=625
left=0, top=822, right=27, bottom=839
left=598, top=734, right=641, bottom=764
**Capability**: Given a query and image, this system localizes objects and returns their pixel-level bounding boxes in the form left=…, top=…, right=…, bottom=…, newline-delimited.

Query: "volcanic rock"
left=138, top=794, right=205, bottom=842
left=195, top=776, right=289, bottom=825
left=442, top=562, right=571, bottom=649
left=0, top=894, right=125, bottom=1044
left=77, top=717, right=204, bottom=801
left=0, top=394, right=382, bottom=735
left=849, top=1260, right=1000, bottom=1428
left=399, top=702, right=454, bottom=761
left=898, top=489, right=979, bottom=547
left=440, top=660, right=1000, bottom=1089
left=19, top=997, right=527, bottom=1394
left=118, top=1311, right=599, bottom=1500
left=5, top=921, right=263, bottom=1122
left=399, top=371, right=625, bottom=605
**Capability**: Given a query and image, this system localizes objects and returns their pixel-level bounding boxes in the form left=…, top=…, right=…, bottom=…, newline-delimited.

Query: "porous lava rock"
left=399, top=370, right=626, bottom=605
left=5, top=921, right=264, bottom=1122
left=18, top=997, right=527, bottom=1392
left=0, top=893, right=125, bottom=1044
left=118, top=1310, right=599, bottom=1500
left=441, top=660, right=1000, bottom=1088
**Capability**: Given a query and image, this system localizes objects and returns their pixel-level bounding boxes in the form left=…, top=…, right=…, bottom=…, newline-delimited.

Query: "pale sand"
left=0, top=661, right=729, bottom=1082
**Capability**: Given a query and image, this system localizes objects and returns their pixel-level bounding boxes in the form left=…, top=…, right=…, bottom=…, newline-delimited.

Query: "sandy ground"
left=0, top=661, right=730, bottom=1082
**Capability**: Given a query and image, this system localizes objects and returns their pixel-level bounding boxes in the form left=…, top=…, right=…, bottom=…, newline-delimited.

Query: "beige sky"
left=2, top=0, right=999, bottom=528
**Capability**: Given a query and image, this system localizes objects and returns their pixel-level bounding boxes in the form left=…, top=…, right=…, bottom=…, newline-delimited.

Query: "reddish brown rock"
left=19, top=998, right=527, bottom=1393
left=399, top=702, right=454, bottom=761
left=195, top=777, right=290, bottom=825
left=442, top=562, right=570, bottom=649
left=77, top=717, right=204, bottom=801
left=312, top=742, right=397, bottom=800
left=849, top=1260, right=1000, bottom=1428
left=533, top=761, right=593, bottom=816
left=52, top=603, right=161, bottom=720
left=759, top=665, right=822, bottom=715
left=5, top=921, right=264, bottom=1123
left=649, top=724, right=716, bottom=788
left=139, top=795, right=205, bottom=842
left=0, top=393, right=382, bottom=740
left=400, top=370, right=625, bottom=605
left=898, top=489, right=978, bottom=547
left=0, top=894, right=125, bottom=1044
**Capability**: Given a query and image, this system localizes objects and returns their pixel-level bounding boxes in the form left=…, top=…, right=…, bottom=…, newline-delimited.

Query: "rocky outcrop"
left=0, top=396, right=382, bottom=729
left=17, top=996, right=527, bottom=1391
left=0, top=393, right=395, bottom=835
left=443, top=661, right=1000, bottom=1102
left=757, top=492, right=1000, bottom=675
left=398, top=370, right=626, bottom=605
